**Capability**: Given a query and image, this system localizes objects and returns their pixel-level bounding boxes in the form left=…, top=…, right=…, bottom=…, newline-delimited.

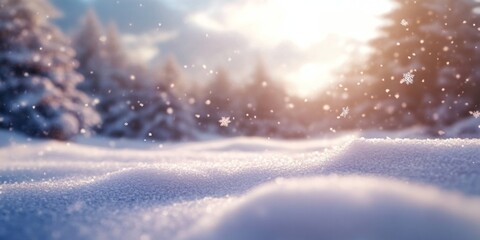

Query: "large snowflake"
left=470, top=110, right=480, bottom=119
left=338, top=107, right=349, bottom=118
left=400, top=72, right=414, bottom=85
left=219, top=117, right=232, bottom=127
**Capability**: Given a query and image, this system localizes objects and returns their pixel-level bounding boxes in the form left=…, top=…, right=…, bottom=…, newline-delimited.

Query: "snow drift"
left=1, top=131, right=480, bottom=239
left=182, top=176, right=480, bottom=240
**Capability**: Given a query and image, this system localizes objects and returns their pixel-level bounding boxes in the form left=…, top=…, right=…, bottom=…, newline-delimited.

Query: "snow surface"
left=1, top=131, right=480, bottom=240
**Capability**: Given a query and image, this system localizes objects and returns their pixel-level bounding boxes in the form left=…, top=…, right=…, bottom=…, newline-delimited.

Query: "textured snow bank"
left=182, top=176, right=480, bottom=240
left=444, top=117, right=480, bottom=138
left=1, top=131, right=480, bottom=239
left=324, top=138, right=480, bottom=195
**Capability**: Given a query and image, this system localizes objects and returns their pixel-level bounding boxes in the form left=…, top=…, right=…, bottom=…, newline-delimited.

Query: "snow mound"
left=170, top=135, right=356, bottom=153
left=325, top=138, right=480, bottom=195
left=445, top=117, right=480, bottom=138
left=1, top=132, right=480, bottom=239
left=183, top=176, right=480, bottom=240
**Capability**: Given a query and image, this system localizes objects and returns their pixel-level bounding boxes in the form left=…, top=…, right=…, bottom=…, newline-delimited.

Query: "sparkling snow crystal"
left=219, top=117, right=232, bottom=127
left=338, top=107, right=349, bottom=118
left=470, top=110, right=480, bottom=119
left=401, top=19, right=409, bottom=27
left=400, top=72, right=414, bottom=85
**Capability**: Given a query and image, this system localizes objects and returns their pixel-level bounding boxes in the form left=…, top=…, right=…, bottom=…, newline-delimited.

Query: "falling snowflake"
left=219, top=117, right=232, bottom=127
left=338, top=107, right=349, bottom=118
left=470, top=110, right=480, bottom=119
left=400, top=19, right=409, bottom=27
left=400, top=72, right=414, bottom=85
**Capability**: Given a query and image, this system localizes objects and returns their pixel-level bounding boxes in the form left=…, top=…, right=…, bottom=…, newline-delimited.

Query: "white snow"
left=400, top=71, right=415, bottom=85
left=182, top=176, right=480, bottom=240
left=1, top=130, right=480, bottom=239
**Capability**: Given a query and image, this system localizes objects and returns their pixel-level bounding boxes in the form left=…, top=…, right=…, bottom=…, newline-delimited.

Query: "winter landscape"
left=1, top=0, right=480, bottom=239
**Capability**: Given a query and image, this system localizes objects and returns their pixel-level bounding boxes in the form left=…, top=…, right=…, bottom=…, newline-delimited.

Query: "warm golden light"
left=189, top=0, right=394, bottom=95
left=191, top=0, right=392, bottom=47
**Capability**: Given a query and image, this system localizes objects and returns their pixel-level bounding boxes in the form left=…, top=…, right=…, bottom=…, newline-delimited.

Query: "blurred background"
left=1, top=0, right=480, bottom=141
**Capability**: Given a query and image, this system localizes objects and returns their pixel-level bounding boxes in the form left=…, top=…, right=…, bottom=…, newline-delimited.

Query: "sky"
left=54, top=0, right=394, bottom=96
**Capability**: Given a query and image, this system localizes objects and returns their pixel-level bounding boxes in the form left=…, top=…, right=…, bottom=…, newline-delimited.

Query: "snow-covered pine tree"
left=198, top=68, right=239, bottom=135
left=74, top=12, right=136, bottom=97
left=74, top=14, right=131, bottom=136
left=240, top=61, right=288, bottom=137
left=101, top=48, right=195, bottom=141
left=73, top=9, right=105, bottom=97
left=158, top=55, right=187, bottom=97
left=362, top=0, right=480, bottom=129
left=74, top=12, right=195, bottom=141
left=119, top=87, right=196, bottom=141
left=435, top=0, right=480, bottom=125
left=103, top=23, right=142, bottom=90
left=0, top=0, right=100, bottom=140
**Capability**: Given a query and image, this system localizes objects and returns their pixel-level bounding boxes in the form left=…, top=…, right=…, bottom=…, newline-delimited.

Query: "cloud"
left=54, top=0, right=183, bottom=33
left=92, top=0, right=183, bottom=33
left=53, top=0, right=392, bottom=96
left=180, top=0, right=392, bottom=94
left=122, top=30, right=179, bottom=63
left=186, top=0, right=392, bottom=48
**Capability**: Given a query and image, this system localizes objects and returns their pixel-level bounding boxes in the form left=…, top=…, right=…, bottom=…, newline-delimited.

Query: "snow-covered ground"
left=1, top=131, right=480, bottom=240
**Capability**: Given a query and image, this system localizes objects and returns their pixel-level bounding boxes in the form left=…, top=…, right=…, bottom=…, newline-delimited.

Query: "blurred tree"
left=103, top=22, right=139, bottom=89
left=240, top=60, right=292, bottom=137
left=197, top=67, right=239, bottom=135
left=0, top=0, right=100, bottom=140
left=73, top=11, right=195, bottom=141
left=157, top=55, right=187, bottom=96
left=73, top=9, right=105, bottom=96
left=361, top=0, right=480, bottom=129
left=347, top=0, right=480, bottom=133
left=316, top=58, right=379, bottom=132
left=74, top=14, right=130, bottom=135
left=75, top=15, right=136, bottom=94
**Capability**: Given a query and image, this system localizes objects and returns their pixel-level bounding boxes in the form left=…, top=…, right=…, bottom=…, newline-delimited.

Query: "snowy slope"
left=1, top=131, right=480, bottom=240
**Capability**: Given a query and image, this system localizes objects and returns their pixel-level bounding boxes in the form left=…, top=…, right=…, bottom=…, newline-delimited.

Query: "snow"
left=338, top=106, right=349, bottom=118
left=1, top=131, right=480, bottom=239
left=470, top=111, right=480, bottom=119
left=183, top=177, right=480, bottom=240
left=218, top=116, right=232, bottom=127
left=400, top=71, right=415, bottom=85
left=443, top=117, right=480, bottom=138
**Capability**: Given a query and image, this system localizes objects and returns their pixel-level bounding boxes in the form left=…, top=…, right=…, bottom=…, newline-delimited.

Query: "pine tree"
left=74, top=15, right=128, bottom=133
left=73, top=12, right=195, bottom=141
left=74, top=13, right=135, bottom=96
left=0, top=0, right=100, bottom=139
left=158, top=55, right=187, bottom=96
left=362, top=0, right=480, bottom=129
left=103, top=23, right=140, bottom=90
left=241, top=61, right=288, bottom=137
left=73, top=9, right=105, bottom=96
left=199, top=68, right=239, bottom=135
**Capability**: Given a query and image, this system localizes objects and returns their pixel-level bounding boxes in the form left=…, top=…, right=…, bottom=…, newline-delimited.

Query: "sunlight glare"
left=196, top=0, right=394, bottom=48
left=286, top=63, right=328, bottom=95
left=188, top=0, right=393, bottom=95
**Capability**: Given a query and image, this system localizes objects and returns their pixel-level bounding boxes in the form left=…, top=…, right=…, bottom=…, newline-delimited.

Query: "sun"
left=202, top=0, right=393, bottom=49
left=189, top=0, right=393, bottom=95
